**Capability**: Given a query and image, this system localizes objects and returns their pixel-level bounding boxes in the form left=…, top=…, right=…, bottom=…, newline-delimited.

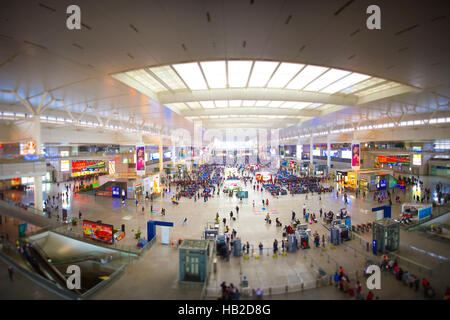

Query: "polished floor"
left=2, top=174, right=450, bottom=299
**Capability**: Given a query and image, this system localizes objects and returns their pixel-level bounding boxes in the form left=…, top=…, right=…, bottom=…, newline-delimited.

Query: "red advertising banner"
left=378, top=156, right=387, bottom=163
left=82, top=220, right=114, bottom=244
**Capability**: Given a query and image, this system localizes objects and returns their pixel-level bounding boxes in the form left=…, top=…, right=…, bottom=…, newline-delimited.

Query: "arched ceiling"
left=0, top=0, right=449, bottom=135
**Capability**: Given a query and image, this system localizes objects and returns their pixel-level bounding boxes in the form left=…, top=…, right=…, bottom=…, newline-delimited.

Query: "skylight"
left=304, top=69, right=350, bottom=91
left=248, top=61, right=279, bottom=87
left=286, top=65, right=328, bottom=90
left=267, top=63, right=304, bottom=88
left=200, top=61, right=227, bottom=88
left=228, top=60, right=253, bottom=87
left=172, top=62, right=208, bottom=90
left=149, top=65, right=187, bottom=90
left=321, top=73, right=370, bottom=94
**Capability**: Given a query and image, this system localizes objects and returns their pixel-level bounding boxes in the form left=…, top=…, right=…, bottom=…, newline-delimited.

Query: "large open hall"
left=0, top=0, right=449, bottom=312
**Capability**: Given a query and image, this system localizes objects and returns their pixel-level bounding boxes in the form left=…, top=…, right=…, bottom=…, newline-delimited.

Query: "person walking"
left=235, top=205, right=239, bottom=215
left=8, top=266, right=14, bottom=281
left=182, top=217, right=187, bottom=225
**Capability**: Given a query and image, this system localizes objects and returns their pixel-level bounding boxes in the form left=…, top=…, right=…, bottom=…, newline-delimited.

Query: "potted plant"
left=134, top=228, right=141, bottom=239
left=71, top=217, right=78, bottom=226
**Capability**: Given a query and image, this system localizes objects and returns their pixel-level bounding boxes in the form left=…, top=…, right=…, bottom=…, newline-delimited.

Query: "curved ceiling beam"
left=157, top=88, right=357, bottom=106
left=181, top=107, right=320, bottom=117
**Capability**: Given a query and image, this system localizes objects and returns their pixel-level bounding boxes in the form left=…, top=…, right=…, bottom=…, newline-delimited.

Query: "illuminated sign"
left=341, top=150, right=352, bottom=159
left=413, top=154, right=422, bottom=166
left=60, top=151, right=69, bottom=157
left=136, top=145, right=145, bottom=172
left=312, top=148, right=321, bottom=156
left=351, top=143, right=360, bottom=167
left=61, top=160, right=70, bottom=172
left=82, top=220, right=114, bottom=244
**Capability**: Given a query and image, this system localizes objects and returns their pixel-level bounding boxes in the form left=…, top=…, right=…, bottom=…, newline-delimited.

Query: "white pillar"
left=310, top=136, right=313, bottom=165
left=33, top=115, right=43, bottom=211
left=327, top=135, right=331, bottom=169
left=159, top=137, right=163, bottom=174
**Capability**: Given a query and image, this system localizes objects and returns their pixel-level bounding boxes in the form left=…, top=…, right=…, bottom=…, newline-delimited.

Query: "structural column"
left=309, top=136, right=314, bottom=165
left=33, top=115, right=43, bottom=211
left=159, top=136, right=163, bottom=174
left=327, top=135, right=331, bottom=169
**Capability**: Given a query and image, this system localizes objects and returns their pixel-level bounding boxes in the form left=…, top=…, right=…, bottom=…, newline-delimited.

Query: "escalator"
left=21, top=243, right=84, bottom=295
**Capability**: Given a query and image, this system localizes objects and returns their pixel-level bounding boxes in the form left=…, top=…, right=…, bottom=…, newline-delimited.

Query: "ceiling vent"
left=129, top=24, right=139, bottom=33
left=38, top=3, right=56, bottom=12
left=72, top=43, right=83, bottom=50
left=334, top=0, right=355, bottom=16
left=349, top=29, right=360, bottom=37
left=394, top=24, right=419, bottom=36
left=23, top=40, right=47, bottom=50
left=285, top=15, right=292, bottom=25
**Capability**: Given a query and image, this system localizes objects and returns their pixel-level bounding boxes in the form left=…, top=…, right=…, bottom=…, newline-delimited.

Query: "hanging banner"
left=136, top=144, right=145, bottom=175
left=351, top=142, right=360, bottom=169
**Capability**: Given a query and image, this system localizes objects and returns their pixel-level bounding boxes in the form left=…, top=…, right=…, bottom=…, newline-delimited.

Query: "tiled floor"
left=3, top=174, right=449, bottom=299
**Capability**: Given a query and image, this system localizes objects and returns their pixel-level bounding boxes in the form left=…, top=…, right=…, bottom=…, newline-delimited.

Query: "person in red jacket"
left=366, top=291, right=374, bottom=300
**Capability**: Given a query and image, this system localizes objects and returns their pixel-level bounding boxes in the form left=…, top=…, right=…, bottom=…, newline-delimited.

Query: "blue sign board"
left=112, top=186, right=120, bottom=198
left=418, top=206, right=432, bottom=220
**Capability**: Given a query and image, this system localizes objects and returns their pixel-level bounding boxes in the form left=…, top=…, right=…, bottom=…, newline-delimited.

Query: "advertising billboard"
left=413, top=154, right=422, bottom=166
left=136, top=145, right=145, bottom=173
left=82, top=220, right=114, bottom=244
left=351, top=143, right=360, bottom=167
left=61, top=160, right=69, bottom=172
left=341, top=149, right=352, bottom=159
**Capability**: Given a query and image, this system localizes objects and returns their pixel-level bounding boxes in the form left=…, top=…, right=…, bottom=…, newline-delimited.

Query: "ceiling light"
left=286, top=65, right=328, bottom=90
left=149, top=65, right=187, bottom=90
left=200, top=61, right=227, bottom=88
left=200, top=101, right=215, bottom=108
left=172, top=62, right=208, bottom=90
left=248, top=61, right=279, bottom=87
left=267, top=62, right=304, bottom=88
left=321, top=73, right=370, bottom=94
left=304, top=69, right=350, bottom=91
left=228, top=60, right=253, bottom=87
